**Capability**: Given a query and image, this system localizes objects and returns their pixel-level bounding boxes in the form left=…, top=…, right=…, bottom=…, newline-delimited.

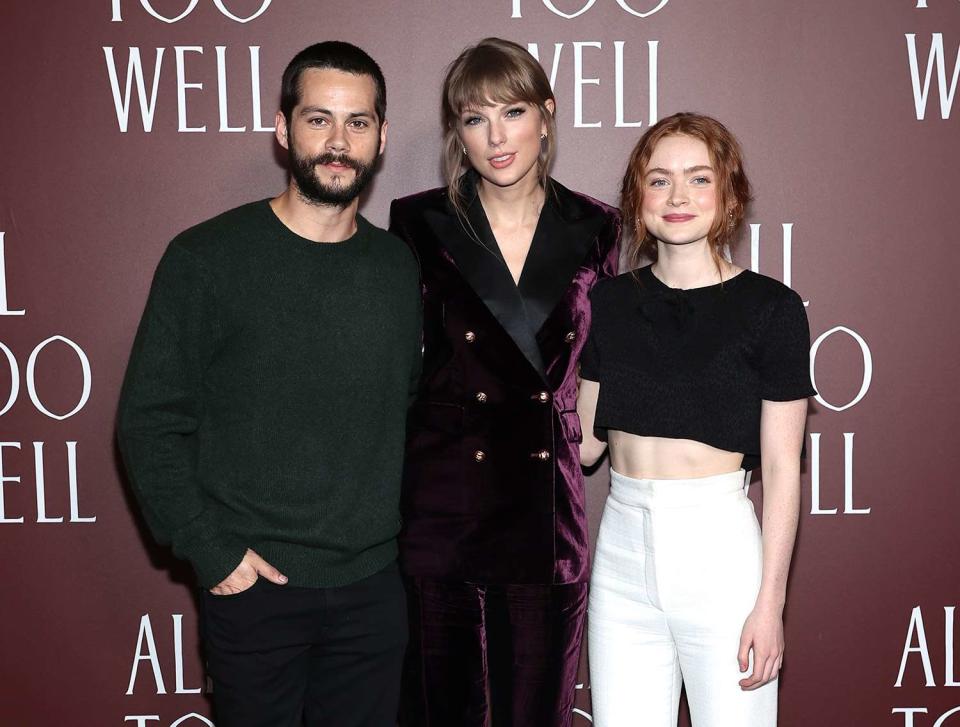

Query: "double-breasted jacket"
left=389, top=173, right=620, bottom=585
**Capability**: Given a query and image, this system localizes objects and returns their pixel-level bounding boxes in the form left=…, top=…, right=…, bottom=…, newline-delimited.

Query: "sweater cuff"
left=171, top=515, right=248, bottom=588
left=184, top=541, right=249, bottom=589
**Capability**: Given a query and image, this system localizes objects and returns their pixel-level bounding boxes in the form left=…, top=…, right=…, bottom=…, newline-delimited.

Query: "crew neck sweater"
left=581, top=265, right=815, bottom=471
left=118, top=200, right=421, bottom=588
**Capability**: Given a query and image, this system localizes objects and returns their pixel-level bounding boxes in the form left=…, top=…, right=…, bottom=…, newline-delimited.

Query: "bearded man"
left=118, top=42, right=420, bottom=727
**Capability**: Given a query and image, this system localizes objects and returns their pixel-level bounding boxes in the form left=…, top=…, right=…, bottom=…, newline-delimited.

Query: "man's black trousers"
left=200, top=561, right=407, bottom=727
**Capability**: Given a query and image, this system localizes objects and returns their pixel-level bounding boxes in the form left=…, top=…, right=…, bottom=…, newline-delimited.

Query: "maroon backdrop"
left=1, top=1, right=958, bottom=725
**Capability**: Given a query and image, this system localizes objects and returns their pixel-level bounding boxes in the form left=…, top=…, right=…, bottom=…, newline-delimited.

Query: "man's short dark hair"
left=281, top=41, right=386, bottom=125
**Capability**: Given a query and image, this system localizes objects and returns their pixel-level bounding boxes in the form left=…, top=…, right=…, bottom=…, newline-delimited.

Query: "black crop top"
left=580, top=265, right=816, bottom=471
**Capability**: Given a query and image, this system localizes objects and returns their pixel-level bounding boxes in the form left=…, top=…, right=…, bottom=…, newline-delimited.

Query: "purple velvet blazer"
left=389, top=174, right=621, bottom=585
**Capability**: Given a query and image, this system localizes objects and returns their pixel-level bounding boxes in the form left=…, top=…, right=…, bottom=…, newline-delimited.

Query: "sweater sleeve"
left=389, top=199, right=424, bottom=405
left=409, top=291, right=424, bottom=406
left=117, top=240, right=246, bottom=587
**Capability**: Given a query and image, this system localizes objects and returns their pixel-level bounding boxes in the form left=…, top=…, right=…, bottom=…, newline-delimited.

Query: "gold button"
left=475, top=392, right=488, bottom=403
left=564, top=331, right=576, bottom=343
left=531, top=449, right=551, bottom=461
left=536, top=391, right=550, bottom=403
left=474, top=450, right=486, bottom=462
left=464, top=331, right=477, bottom=343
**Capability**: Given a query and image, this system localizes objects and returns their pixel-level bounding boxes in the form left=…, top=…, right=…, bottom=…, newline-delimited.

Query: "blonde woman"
left=390, top=38, right=620, bottom=726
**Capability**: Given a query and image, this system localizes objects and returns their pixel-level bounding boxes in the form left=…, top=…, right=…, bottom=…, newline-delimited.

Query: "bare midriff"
left=607, top=430, right=744, bottom=480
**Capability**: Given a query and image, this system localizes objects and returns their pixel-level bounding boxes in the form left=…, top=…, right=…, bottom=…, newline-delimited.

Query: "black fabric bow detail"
left=638, top=288, right=698, bottom=332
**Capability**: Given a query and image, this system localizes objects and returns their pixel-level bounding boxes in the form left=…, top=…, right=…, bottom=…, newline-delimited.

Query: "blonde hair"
left=441, top=38, right=557, bottom=219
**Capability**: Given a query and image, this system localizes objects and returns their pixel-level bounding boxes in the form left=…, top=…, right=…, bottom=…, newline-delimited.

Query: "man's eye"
left=349, top=120, right=369, bottom=129
left=309, top=118, right=328, bottom=127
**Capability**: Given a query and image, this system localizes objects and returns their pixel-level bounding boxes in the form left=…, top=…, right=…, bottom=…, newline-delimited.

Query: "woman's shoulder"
left=388, top=187, right=451, bottom=247
left=590, top=268, right=645, bottom=305
left=730, top=270, right=810, bottom=341
left=390, top=186, right=448, bottom=219
left=733, top=269, right=805, bottom=308
left=549, top=178, right=621, bottom=224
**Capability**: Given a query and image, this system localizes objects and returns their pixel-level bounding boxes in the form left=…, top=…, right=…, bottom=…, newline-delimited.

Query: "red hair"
left=621, top=112, right=752, bottom=269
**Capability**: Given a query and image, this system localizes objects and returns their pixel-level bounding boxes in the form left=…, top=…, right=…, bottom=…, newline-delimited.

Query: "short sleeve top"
left=581, top=265, right=816, bottom=470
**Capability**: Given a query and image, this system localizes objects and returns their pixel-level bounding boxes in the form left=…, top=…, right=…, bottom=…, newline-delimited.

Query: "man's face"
left=278, top=68, right=387, bottom=207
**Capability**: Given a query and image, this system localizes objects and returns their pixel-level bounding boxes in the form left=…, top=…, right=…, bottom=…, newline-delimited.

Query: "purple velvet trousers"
left=399, top=578, right=588, bottom=727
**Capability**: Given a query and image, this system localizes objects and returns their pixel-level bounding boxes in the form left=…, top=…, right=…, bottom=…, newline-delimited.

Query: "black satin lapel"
left=520, top=196, right=603, bottom=333
left=423, top=205, right=547, bottom=378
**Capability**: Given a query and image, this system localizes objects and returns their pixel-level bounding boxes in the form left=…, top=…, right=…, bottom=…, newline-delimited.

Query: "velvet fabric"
left=400, top=578, right=588, bottom=727
left=389, top=174, right=621, bottom=586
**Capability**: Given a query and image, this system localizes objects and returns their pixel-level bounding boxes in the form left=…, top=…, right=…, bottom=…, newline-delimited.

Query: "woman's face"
left=458, top=99, right=553, bottom=191
left=640, top=134, right=719, bottom=250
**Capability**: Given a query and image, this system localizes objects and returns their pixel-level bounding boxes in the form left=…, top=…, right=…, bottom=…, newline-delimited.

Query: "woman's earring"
left=462, top=145, right=467, bottom=155
left=540, top=133, right=547, bottom=141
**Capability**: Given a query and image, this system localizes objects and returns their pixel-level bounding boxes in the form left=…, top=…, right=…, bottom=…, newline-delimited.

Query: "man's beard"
left=289, top=145, right=377, bottom=208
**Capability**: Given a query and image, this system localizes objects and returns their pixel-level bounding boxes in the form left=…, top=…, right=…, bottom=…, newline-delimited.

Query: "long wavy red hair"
left=621, top=112, right=752, bottom=270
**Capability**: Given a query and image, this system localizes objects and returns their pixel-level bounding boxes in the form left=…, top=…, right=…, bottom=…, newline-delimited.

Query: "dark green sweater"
left=118, top=200, right=421, bottom=588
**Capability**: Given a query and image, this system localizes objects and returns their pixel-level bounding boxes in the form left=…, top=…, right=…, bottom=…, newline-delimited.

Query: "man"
left=118, top=42, right=420, bottom=727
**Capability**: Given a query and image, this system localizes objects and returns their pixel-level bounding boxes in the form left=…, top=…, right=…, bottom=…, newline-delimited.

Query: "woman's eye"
left=692, top=176, right=711, bottom=185
left=506, top=107, right=525, bottom=118
left=463, top=116, right=482, bottom=126
left=649, top=178, right=668, bottom=188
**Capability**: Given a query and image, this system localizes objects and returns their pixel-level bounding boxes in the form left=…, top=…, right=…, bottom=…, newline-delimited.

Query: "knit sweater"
left=118, top=200, right=421, bottom=588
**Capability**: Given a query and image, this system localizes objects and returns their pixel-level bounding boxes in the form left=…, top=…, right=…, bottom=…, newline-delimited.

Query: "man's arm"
left=117, top=240, right=247, bottom=588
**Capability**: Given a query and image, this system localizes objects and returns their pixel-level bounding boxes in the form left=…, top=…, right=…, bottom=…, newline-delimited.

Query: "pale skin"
left=210, top=67, right=387, bottom=596
left=459, top=98, right=555, bottom=283
left=577, top=134, right=806, bottom=690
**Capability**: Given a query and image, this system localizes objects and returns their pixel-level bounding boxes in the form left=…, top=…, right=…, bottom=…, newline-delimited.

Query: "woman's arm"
left=737, top=397, right=807, bottom=690
left=577, top=377, right=608, bottom=467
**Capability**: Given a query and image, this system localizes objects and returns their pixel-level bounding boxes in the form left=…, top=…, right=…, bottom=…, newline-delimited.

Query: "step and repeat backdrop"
left=1, top=1, right=958, bottom=725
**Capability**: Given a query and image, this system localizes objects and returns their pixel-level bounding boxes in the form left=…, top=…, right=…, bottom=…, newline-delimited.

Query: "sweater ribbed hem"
left=250, top=539, right=399, bottom=589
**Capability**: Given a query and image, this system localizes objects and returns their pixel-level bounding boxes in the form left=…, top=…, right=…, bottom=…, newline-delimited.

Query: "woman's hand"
left=737, top=602, right=784, bottom=690
left=735, top=397, right=805, bottom=690
left=576, top=377, right=607, bottom=466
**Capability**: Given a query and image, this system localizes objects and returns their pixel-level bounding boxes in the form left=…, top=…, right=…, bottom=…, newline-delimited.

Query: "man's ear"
left=378, top=119, right=388, bottom=157
left=275, top=110, right=289, bottom=150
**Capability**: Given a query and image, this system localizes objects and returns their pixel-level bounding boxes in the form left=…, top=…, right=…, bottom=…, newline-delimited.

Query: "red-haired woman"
left=390, top=38, right=620, bottom=725
left=577, top=112, right=814, bottom=726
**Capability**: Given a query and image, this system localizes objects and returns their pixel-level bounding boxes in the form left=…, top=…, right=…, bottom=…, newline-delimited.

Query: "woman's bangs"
left=448, top=61, right=537, bottom=114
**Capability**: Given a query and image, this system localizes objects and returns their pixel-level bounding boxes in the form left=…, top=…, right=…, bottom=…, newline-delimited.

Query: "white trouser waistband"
left=608, top=468, right=748, bottom=509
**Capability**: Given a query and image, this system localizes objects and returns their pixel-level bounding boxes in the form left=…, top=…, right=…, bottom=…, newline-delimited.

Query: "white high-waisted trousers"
left=588, top=469, right=777, bottom=727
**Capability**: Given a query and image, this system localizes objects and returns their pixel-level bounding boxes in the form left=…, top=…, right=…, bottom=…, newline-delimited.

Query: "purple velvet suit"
left=390, top=173, right=620, bottom=726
